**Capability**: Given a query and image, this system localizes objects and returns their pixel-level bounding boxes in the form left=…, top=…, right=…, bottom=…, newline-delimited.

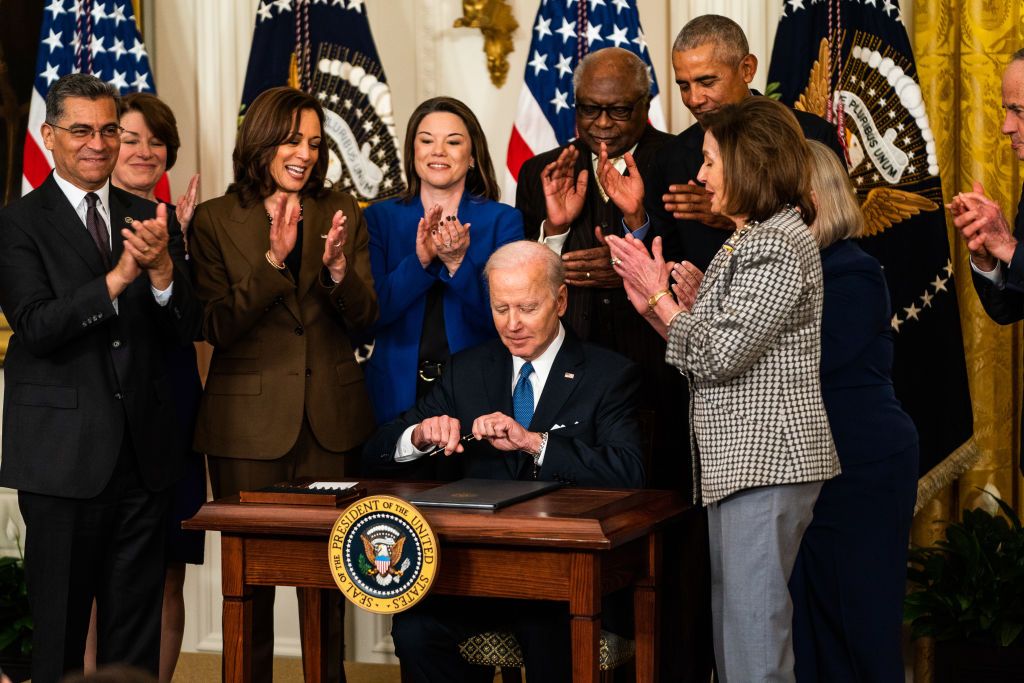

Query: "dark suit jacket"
left=0, top=174, right=202, bottom=498
left=189, top=190, right=378, bottom=459
left=516, top=126, right=686, bottom=490
left=971, top=183, right=1024, bottom=472
left=516, top=125, right=672, bottom=340
left=363, top=331, right=645, bottom=488
left=645, top=102, right=845, bottom=271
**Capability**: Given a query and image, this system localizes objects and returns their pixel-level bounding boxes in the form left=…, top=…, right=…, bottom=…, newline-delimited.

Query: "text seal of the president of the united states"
left=329, top=495, right=439, bottom=614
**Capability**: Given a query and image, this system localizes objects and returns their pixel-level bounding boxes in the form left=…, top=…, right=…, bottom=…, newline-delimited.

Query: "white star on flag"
left=550, top=88, right=569, bottom=113
left=108, top=69, right=128, bottom=90
left=45, top=0, right=66, bottom=19
left=586, top=23, right=603, bottom=46
left=555, top=53, right=573, bottom=78
left=607, top=25, right=629, bottom=48
left=40, top=62, right=61, bottom=86
left=555, top=17, right=576, bottom=43
left=109, top=37, right=126, bottom=60
left=535, top=15, right=552, bottom=40
left=42, top=29, right=63, bottom=53
left=529, top=50, right=549, bottom=76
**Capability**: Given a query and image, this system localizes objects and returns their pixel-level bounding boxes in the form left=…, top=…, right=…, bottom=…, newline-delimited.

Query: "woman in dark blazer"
left=788, top=140, right=919, bottom=682
left=365, top=97, right=522, bottom=425
left=189, top=86, right=377, bottom=683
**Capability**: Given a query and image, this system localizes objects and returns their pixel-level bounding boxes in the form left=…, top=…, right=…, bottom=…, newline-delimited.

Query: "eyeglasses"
left=575, top=97, right=648, bottom=121
left=47, top=122, right=124, bottom=140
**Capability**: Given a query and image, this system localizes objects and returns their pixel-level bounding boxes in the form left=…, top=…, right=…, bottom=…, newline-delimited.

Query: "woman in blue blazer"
left=789, top=141, right=920, bottom=682
left=366, top=97, right=523, bottom=424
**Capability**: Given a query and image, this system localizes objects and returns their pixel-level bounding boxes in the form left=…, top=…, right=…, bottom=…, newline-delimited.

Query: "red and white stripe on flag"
left=23, top=0, right=167, bottom=200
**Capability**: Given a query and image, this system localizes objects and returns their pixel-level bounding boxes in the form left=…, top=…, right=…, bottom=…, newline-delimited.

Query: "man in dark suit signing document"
left=364, top=239, right=644, bottom=682
left=0, top=73, right=201, bottom=682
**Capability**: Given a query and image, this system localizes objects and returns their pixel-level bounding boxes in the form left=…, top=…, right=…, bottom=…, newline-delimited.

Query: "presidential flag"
left=23, top=0, right=161, bottom=197
left=767, top=0, right=973, bottom=476
left=503, top=0, right=667, bottom=200
left=241, top=0, right=405, bottom=203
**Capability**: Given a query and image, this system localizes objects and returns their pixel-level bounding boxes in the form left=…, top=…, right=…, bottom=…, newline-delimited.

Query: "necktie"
left=512, top=362, right=535, bottom=429
left=85, top=192, right=112, bottom=269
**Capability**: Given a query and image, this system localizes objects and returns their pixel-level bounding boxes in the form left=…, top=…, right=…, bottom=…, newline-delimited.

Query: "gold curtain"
left=913, top=1, right=1024, bottom=679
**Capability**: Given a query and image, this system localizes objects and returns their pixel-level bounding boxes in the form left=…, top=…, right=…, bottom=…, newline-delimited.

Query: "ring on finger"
left=610, top=257, right=622, bottom=266
left=444, top=241, right=452, bottom=248
left=333, top=241, right=342, bottom=247
left=586, top=271, right=591, bottom=279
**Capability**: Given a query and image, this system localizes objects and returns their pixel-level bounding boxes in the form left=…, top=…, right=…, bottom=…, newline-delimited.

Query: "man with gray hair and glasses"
left=0, top=73, right=200, bottom=682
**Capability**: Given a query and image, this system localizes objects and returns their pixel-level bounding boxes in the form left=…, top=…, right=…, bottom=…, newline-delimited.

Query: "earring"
left=469, top=160, right=476, bottom=169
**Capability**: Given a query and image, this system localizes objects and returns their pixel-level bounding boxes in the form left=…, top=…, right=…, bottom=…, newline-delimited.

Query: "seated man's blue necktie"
left=513, top=362, right=535, bottom=428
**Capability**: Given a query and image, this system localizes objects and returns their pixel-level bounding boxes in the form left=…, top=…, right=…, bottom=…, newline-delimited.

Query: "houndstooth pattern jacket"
left=665, top=207, right=840, bottom=505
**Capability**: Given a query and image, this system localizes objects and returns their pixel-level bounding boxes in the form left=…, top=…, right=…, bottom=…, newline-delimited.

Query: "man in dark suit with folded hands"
left=0, top=73, right=200, bottom=682
left=364, top=240, right=643, bottom=682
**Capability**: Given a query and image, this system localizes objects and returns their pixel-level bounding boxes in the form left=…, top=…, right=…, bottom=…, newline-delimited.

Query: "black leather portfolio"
left=409, top=478, right=562, bottom=510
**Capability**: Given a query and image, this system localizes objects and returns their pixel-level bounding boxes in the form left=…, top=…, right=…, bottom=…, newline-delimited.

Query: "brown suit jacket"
left=189, top=190, right=378, bottom=459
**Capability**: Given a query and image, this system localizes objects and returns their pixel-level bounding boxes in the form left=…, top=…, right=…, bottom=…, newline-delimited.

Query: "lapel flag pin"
left=564, top=372, right=575, bottom=379
left=124, top=217, right=134, bottom=224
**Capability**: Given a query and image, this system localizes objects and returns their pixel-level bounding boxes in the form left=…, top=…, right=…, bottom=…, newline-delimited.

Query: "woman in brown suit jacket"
left=189, top=86, right=377, bottom=683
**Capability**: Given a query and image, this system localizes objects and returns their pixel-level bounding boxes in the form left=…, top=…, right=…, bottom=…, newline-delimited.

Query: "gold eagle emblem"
left=796, top=37, right=832, bottom=118
left=860, top=187, right=938, bottom=237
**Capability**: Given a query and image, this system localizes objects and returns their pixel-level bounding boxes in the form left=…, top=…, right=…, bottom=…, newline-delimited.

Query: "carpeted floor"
left=172, top=653, right=504, bottom=682
left=172, top=653, right=403, bottom=682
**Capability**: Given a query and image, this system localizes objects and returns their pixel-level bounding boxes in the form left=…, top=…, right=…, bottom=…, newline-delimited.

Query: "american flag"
left=503, top=0, right=667, bottom=200
left=23, top=0, right=163, bottom=197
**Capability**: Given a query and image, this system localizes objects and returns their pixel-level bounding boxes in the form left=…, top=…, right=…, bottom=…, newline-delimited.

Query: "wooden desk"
left=184, top=481, right=687, bottom=682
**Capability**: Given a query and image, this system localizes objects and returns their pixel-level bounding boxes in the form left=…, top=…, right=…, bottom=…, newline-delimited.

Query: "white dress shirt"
left=52, top=171, right=173, bottom=310
left=395, top=324, right=567, bottom=465
left=971, top=256, right=1005, bottom=285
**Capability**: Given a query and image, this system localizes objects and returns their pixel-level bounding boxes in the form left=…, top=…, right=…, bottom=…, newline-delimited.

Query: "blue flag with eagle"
left=240, top=0, right=405, bottom=202
left=767, top=0, right=972, bottom=476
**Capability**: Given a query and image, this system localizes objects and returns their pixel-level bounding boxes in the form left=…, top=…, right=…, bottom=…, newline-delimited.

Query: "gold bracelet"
left=647, top=289, right=670, bottom=312
left=265, top=250, right=286, bottom=270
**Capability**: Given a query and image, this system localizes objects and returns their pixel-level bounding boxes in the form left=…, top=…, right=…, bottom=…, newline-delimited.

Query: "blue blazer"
left=365, top=194, right=524, bottom=423
left=820, top=239, right=918, bottom=464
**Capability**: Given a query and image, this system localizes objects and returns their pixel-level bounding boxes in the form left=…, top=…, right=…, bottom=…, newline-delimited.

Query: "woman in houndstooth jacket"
left=607, top=97, right=840, bottom=683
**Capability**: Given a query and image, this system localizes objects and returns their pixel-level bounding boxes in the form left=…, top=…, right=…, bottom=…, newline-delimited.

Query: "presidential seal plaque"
left=328, top=495, right=439, bottom=614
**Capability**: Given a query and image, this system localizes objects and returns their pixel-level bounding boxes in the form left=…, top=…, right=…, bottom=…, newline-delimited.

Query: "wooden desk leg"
left=634, top=530, right=662, bottom=683
left=298, top=587, right=329, bottom=683
left=569, top=553, right=601, bottom=683
left=221, top=535, right=253, bottom=683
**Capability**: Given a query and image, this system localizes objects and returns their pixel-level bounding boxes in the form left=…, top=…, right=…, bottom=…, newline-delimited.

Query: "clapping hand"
left=541, top=146, right=587, bottom=235
left=670, top=261, right=704, bottom=311
left=949, top=180, right=1016, bottom=270
left=322, top=210, right=348, bottom=283
left=432, top=214, right=471, bottom=276
left=416, top=204, right=442, bottom=268
left=562, top=226, right=619, bottom=288
left=267, top=195, right=300, bottom=267
left=175, top=173, right=200, bottom=240
left=123, top=202, right=173, bottom=289
left=662, top=180, right=734, bottom=230
left=596, top=142, right=645, bottom=229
